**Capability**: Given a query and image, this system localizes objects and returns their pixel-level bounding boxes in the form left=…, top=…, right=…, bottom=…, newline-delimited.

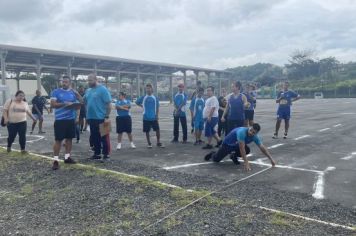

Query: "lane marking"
left=134, top=167, right=272, bottom=235
left=333, top=124, right=342, bottom=127
left=341, top=152, right=356, bottom=160
left=294, top=135, right=311, bottom=141
left=318, top=128, right=330, bottom=132
left=268, top=143, right=284, bottom=149
left=312, top=166, right=336, bottom=200
left=0, top=135, right=45, bottom=144
left=257, top=206, right=355, bottom=231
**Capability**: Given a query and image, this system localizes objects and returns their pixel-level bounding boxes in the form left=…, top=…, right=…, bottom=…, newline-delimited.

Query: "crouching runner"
left=204, top=123, right=276, bottom=171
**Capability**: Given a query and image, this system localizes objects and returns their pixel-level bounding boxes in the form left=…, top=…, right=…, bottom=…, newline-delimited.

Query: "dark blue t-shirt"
left=228, top=94, right=245, bottom=121
left=51, top=89, right=77, bottom=120
left=278, top=90, right=298, bottom=108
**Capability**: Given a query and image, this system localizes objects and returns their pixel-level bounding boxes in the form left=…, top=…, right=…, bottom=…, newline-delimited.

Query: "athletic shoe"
left=157, top=143, right=165, bottom=148
left=230, top=153, right=240, bottom=165
left=147, top=143, right=153, bottom=148
left=215, top=140, right=222, bottom=148
left=198, top=140, right=204, bottom=144
left=130, top=143, right=136, bottom=149
left=90, top=146, right=95, bottom=152
left=6, top=147, right=11, bottom=153
left=90, top=155, right=102, bottom=160
left=202, top=144, right=213, bottom=149
left=272, top=134, right=278, bottom=139
left=181, top=140, right=188, bottom=144
left=103, top=155, right=110, bottom=160
left=64, top=157, right=76, bottom=164
left=116, top=143, right=122, bottom=150
left=21, top=150, right=28, bottom=155
left=171, top=139, right=178, bottom=143
left=38, top=131, right=46, bottom=134
left=52, top=161, right=59, bottom=170
left=204, top=151, right=215, bottom=161
left=30, top=131, right=33, bottom=135
left=76, top=139, right=80, bottom=144
left=283, top=133, right=288, bottom=139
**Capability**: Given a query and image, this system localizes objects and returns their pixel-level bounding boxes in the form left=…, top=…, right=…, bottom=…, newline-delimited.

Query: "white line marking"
left=333, top=124, right=342, bottom=127
left=294, top=135, right=311, bottom=141
left=134, top=167, right=272, bottom=235
left=340, top=113, right=355, bottom=115
left=257, top=206, right=355, bottom=231
left=318, top=128, right=330, bottom=132
left=312, top=172, right=325, bottom=199
left=341, top=155, right=355, bottom=160
left=268, top=143, right=284, bottom=149
left=163, top=162, right=212, bottom=170
left=0, top=135, right=44, bottom=143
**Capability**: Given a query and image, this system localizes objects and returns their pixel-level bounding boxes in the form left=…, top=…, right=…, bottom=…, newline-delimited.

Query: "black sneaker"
left=230, top=153, right=240, bottom=165
left=202, top=144, right=213, bottom=149
left=272, top=133, right=278, bottom=139
left=52, top=161, right=59, bottom=170
left=204, top=151, right=215, bottom=161
left=103, top=155, right=110, bottom=160
left=283, top=133, right=288, bottom=139
left=6, top=147, right=11, bottom=153
left=90, top=155, right=101, bottom=160
left=171, top=139, right=178, bottom=143
left=215, top=140, right=222, bottom=148
left=64, top=157, right=76, bottom=164
left=198, top=140, right=204, bottom=144
left=157, top=143, right=165, bottom=148
left=181, top=140, right=188, bottom=144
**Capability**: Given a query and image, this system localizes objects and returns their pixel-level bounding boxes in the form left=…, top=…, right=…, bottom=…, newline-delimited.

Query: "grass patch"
left=20, top=184, right=34, bottom=195
left=270, top=212, right=298, bottom=228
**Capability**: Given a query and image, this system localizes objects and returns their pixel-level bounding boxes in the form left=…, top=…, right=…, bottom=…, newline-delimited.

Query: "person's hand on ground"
left=244, top=161, right=251, bottom=171
left=270, top=159, right=276, bottom=167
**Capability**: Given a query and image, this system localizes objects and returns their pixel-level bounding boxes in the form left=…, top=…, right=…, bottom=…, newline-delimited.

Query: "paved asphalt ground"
left=1, top=98, right=356, bottom=234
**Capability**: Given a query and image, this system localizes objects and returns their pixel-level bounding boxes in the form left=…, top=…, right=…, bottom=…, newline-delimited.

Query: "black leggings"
left=7, top=121, right=27, bottom=150
left=212, top=144, right=251, bottom=162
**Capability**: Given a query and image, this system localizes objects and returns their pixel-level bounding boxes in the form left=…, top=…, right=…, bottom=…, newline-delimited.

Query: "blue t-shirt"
left=223, top=127, right=262, bottom=147
left=84, top=85, right=112, bottom=120
left=173, top=92, right=187, bottom=117
left=51, top=89, right=77, bottom=120
left=136, top=95, right=159, bottom=121
left=278, top=90, right=298, bottom=108
left=116, top=99, right=131, bottom=117
left=192, top=97, right=205, bottom=122
left=228, top=94, right=245, bottom=121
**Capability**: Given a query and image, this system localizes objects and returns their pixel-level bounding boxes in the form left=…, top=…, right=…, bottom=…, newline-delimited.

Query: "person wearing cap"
left=171, top=83, right=188, bottom=143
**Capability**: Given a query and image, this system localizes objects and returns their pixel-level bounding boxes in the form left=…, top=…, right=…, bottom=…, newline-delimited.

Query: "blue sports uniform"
left=277, top=90, right=299, bottom=120
left=116, top=99, right=131, bottom=117
left=84, top=85, right=112, bottom=120
left=191, top=97, right=205, bottom=131
left=136, top=95, right=160, bottom=132
left=51, top=89, right=77, bottom=120
left=173, top=92, right=187, bottom=117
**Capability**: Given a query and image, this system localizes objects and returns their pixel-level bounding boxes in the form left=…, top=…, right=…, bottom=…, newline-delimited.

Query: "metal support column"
left=136, top=68, right=140, bottom=97
left=36, top=57, right=42, bottom=92
left=169, top=75, right=173, bottom=103
left=94, top=61, right=97, bottom=74
left=195, top=71, right=199, bottom=85
left=16, top=71, right=21, bottom=91
left=183, top=70, right=187, bottom=86
left=130, top=78, right=133, bottom=99
left=67, top=60, right=72, bottom=79
left=154, top=70, right=158, bottom=94
left=207, top=72, right=210, bottom=86
left=1, top=50, right=7, bottom=104
left=116, top=71, right=121, bottom=93
left=218, top=73, right=222, bottom=97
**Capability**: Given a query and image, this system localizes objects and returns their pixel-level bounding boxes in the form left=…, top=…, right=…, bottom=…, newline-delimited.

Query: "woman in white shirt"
left=3, top=90, right=36, bottom=153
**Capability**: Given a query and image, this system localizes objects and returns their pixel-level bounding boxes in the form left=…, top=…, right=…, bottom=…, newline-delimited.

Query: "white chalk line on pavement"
left=312, top=166, right=336, bottom=200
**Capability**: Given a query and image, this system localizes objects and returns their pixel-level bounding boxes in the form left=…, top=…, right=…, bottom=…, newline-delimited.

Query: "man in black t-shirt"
left=31, top=90, right=50, bottom=134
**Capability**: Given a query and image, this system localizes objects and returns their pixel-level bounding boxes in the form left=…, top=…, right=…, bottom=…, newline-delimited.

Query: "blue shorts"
left=33, top=114, right=43, bottom=121
left=277, top=107, right=291, bottom=120
left=204, top=117, right=218, bottom=137
left=194, top=119, right=204, bottom=131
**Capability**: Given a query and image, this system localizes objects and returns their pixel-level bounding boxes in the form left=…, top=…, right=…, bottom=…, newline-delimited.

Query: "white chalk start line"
left=268, top=143, right=285, bottom=149
left=333, top=124, right=342, bottom=127
left=318, top=128, right=331, bottom=132
left=312, top=167, right=336, bottom=200
left=0, top=135, right=45, bottom=144
left=341, top=152, right=356, bottom=160
left=294, top=135, right=311, bottom=141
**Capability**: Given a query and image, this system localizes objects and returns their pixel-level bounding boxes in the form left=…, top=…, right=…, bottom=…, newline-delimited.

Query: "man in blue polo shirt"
left=205, top=123, right=276, bottom=171
left=190, top=87, right=205, bottom=145
left=172, top=83, right=188, bottom=143
left=136, top=83, right=164, bottom=148
left=85, top=74, right=112, bottom=160
left=273, top=81, right=300, bottom=139
left=51, top=75, right=83, bottom=170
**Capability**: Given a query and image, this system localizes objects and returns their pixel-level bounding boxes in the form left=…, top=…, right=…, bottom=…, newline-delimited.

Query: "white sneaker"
left=116, top=143, right=122, bottom=150
left=130, top=143, right=136, bottom=149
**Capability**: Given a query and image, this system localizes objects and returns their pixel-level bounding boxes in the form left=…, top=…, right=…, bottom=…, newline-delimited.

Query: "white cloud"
left=1, top=0, right=356, bottom=69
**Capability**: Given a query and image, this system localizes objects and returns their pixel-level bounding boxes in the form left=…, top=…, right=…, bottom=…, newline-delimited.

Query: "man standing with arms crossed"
left=51, top=76, right=83, bottom=170
left=172, top=83, right=188, bottom=143
left=85, top=74, right=112, bottom=160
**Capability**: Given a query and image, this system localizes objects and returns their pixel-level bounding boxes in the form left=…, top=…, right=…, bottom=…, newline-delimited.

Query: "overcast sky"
left=1, top=0, right=356, bottom=69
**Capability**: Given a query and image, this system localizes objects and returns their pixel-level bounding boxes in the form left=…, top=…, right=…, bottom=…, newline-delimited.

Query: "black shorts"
left=54, top=120, right=76, bottom=141
left=143, top=120, right=160, bottom=133
left=116, top=116, right=132, bottom=133
left=245, top=110, right=254, bottom=121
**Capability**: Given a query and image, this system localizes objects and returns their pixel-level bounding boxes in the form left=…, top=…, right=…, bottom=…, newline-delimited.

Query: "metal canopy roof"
left=0, top=44, right=231, bottom=77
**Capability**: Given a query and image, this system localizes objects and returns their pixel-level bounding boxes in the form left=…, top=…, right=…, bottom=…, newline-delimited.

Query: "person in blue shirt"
left=172, top=83, right=188, bottom=143
left=205, top=123, right=276, bottom=171
left=50, top=75, right=83, bottom=170
left=190, top=87, right=205, bottom=145
left=136, top=83, right=164, bottom=148
left=273, top=81, right=301, bottom=139
left=189, top=80, right=202, bottom=134
left=84, top=74, right=112, bottom=160
left=221, top=81, right=249, bottom=135
left=115, top=92, right=136, bottom=150
left=243, top=84, right=257, bottom=127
